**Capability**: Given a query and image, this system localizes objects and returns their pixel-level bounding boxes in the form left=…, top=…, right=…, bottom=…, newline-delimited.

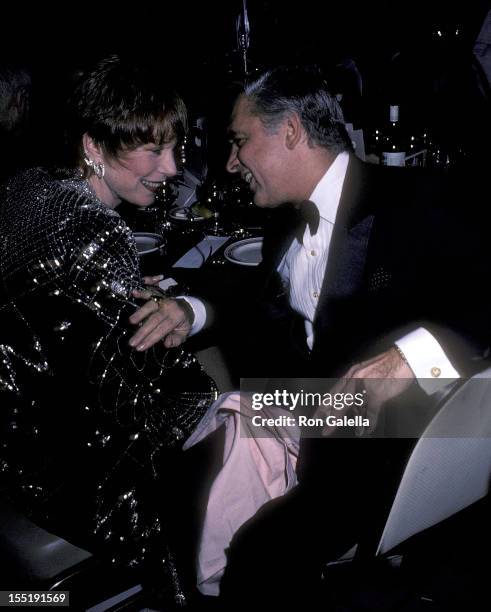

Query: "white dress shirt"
left=189, top=152, right=459, bottom=390
left=277, top=151, right=459, bottom=392
left=278, top=151, right=349, bottom=351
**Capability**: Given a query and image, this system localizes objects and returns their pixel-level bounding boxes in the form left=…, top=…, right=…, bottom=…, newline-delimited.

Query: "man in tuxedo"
left=126, top=65, right=489, bottom=608
left=215, top=65, right=490, bottom=609
left=225, top=65, right=487, bottom=386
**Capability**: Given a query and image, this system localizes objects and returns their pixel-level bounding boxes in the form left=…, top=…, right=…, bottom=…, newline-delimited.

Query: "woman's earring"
left=84, top=156, right=105, bottom=179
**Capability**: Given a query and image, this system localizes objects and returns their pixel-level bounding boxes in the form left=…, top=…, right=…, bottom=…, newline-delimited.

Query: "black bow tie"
left=296, top=200, right=320, bottom=241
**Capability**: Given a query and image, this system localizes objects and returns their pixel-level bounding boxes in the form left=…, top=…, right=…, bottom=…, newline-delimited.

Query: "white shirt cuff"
left=177, top=296, right=207, bottom=336
left=395, top=327, right=460, bottom=395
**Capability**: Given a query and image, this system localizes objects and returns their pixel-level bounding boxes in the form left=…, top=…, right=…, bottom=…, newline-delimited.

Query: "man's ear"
left=284, top=113, right=304, bottom=150
left=82, top=133, right=102, bottom=161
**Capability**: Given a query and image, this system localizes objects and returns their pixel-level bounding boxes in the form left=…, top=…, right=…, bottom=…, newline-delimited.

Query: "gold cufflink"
left=431, top=367, right=441, bottom=378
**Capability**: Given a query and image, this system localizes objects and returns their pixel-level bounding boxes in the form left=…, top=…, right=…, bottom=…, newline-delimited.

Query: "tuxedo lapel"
left=316, top=215, right=374, bottom=310
left=260, top=156, right=377, bottom=347
left=260, top=206, right=300, bottom=282
left=314, top=156, right=376, bottom=331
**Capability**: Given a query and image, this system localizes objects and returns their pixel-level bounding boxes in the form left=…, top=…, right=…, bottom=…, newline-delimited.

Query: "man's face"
left=226, top=95, right=293, bottom=208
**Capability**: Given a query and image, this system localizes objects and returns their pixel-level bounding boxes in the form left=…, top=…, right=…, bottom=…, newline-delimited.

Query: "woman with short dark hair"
left=0, top=55, right=216, bottom=603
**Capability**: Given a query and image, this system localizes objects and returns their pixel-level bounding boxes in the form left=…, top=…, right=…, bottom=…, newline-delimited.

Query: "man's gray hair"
left=244, top=65, right=352, bottom=155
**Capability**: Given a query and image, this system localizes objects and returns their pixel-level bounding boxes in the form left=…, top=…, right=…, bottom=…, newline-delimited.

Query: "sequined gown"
left=0, top=168, right=217, bottom=599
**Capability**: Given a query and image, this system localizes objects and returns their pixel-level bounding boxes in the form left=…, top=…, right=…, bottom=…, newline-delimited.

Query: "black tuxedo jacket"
left=252, top=154, right=489, bottom=379
left=216, top=159, right=491, bottom=599
left=214, top=158, right=491, bottom=604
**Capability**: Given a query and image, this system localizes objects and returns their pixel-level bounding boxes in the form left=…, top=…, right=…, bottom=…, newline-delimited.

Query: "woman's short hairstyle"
left=69, top=55, right=187, bottom=174
left=244, top=65, right=352, bottom=155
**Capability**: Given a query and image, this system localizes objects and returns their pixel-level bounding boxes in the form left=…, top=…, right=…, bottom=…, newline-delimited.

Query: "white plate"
left=134, top=232, right=164, bottom=256
left=223, top=237, right=263, bottom=266
left=169, top=207, right=205, bottom=222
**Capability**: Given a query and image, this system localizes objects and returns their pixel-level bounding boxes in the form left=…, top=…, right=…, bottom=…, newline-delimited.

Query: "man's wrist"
left=175, top=298, right=195, bottom=326
left=394, top=344, right=411, bottom=368
left=176, top=296, right=206, bottom=335
left=395, top=328, right=460, bottom=395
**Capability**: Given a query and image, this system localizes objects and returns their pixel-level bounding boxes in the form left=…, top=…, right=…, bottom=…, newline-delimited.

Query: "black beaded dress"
left=0, top=168, right=217, bottom=601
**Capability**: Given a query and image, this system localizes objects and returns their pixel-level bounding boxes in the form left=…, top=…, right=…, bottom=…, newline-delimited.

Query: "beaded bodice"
left=0, top=168, right=216, bottom=602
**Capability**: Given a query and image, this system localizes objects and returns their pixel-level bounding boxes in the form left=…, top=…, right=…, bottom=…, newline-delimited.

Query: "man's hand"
left=340, top=346, right=414, bottom=398
left=128, top=289, right=194, bottom=350
left=317, top=347, right=415, bottom=436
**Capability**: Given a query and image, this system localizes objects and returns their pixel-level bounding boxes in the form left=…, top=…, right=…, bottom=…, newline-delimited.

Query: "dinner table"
left=119, top=200, right=272, bottom=388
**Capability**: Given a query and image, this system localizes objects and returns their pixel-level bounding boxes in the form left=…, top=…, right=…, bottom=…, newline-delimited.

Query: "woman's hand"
left=142, top=274, right=164, bottom=286
left=128, top=288, right=194, bottom=350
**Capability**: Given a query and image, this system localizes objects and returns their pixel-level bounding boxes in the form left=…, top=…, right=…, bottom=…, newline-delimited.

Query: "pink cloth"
left=183, top=392, right=300, bottom=596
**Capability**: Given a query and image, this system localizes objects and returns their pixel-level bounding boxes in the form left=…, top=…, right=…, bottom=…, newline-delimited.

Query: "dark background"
left=4, top=2, right=489, bottom=70
left=2, top=0, right=490, bottom=170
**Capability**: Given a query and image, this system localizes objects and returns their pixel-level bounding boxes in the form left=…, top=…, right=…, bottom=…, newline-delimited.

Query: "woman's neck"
left=86, top=173, right=120, bottom=209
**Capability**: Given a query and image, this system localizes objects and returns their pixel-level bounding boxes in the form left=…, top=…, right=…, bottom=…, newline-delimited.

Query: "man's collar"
left=308, top=151, right=350, bottom=225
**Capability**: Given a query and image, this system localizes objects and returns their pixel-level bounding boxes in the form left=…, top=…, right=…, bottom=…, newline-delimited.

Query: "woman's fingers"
left=142, top=275, right=164, bottom=286
left=128, top=297, right=192, bottom=350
